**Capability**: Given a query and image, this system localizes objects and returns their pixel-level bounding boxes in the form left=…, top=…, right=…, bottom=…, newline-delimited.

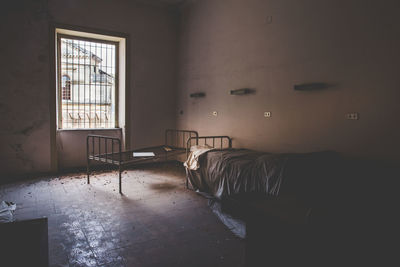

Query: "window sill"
left=57, top=128, right=122, bottom=132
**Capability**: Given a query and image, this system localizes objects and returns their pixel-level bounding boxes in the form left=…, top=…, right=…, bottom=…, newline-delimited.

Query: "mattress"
left=185, top=148, right=341, bottom=205
left=186, top=149, right=289, bottom=199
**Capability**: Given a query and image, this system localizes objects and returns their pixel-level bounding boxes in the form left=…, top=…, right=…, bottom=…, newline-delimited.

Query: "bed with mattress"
left=185, top=148, right=288, bottom=199
left=185, top=137, right=340, bottom=203
left=184, top=137, right=342, bottom=235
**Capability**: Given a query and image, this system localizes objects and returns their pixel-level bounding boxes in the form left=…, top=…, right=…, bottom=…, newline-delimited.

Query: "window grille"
left=57, top=35, right=118, bottom=129
left=62, top=75, right=71, bottom=100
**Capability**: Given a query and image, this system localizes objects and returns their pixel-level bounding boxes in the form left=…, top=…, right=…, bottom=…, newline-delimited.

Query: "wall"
left=0, top=0, right=179, bottom=177
left=1, top=0, right=399, bottom=179
left=176, top=0, right=400, bottom=163
left=0, top=1, right=51, bottom=177
left=56, top=130, right=122, bottom=170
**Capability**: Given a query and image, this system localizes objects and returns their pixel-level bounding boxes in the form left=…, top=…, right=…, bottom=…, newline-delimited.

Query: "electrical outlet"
left=264, top=111, right=271, bottom=118
left=212, top=111, right=218, bottom=117
left=345, top=112, right=359, bottom=120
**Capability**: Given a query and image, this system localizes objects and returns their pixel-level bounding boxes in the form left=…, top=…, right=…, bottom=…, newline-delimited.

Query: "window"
left=56, top=32, right=119, bottom=129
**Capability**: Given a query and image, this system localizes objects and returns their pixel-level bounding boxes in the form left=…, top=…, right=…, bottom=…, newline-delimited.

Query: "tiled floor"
left=0, top=162, right=245, bottom=267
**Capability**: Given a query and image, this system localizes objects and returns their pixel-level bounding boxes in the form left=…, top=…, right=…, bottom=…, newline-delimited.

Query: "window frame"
left=56, top=33, right=120, bottom=130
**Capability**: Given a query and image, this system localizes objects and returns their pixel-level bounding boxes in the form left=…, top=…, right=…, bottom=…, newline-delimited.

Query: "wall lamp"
left=190, top=92, right=206, bottom=98
left=294, top=83, right=330, bottom=91
left=230, top=88, right=255, bottom=95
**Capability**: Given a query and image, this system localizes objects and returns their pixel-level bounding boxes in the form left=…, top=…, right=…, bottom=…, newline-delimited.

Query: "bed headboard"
left=165, top=129, right=199, bottom=149
left=186, top=135, right=232, bottom=157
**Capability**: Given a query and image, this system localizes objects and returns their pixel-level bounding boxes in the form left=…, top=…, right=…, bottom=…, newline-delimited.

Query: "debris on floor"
left=0, top=162, right=245, bottom=266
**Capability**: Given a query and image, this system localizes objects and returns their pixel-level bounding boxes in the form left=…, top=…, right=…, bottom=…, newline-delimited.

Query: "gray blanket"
left=186, top=149, right=289, bottom=199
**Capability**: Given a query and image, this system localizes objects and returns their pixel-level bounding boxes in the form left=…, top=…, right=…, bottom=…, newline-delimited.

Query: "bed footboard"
left=165, top=129, right=199, bottom=149
left=185, top=135, right=232, bottom=189
left=186, top=135, right=232, bottom=158
left=87, top=135, right=123, bottom=193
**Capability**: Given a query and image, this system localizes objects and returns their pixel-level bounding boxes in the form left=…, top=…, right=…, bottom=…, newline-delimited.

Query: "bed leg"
left=87, top=136, right=90, bottom=185
left=185, top=169, right=190, bottom=189
left=119, top=166, right=122, bottom=194
left=87, top=161, right=90, bottom=184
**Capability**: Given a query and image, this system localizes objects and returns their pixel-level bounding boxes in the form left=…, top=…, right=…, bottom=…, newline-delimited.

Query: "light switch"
left=264, top=111, right=271, bottom=118
left=345, top=112, right=359, bottom=120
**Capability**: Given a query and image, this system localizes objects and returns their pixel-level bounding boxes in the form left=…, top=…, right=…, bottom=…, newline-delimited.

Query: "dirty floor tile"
left=1, top=162, right=245, bottom=267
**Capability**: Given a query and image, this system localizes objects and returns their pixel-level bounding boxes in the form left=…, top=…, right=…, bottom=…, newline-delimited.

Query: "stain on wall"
left=176, top=0, right=400, bottom=163
left=0, top=0, right=51, bottom=176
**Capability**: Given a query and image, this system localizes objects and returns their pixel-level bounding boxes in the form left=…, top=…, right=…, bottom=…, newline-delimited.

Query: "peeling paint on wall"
left=13, top=120, right=46, bottom=136
left=9, top=143, right=35, bottom=171
left=9, top=144, right=23, bottom=154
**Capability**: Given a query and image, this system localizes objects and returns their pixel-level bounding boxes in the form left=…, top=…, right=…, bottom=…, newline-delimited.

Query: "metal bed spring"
left=87, top=129, right=198, bottom=194
left=185, top=135, right=233, bottom=188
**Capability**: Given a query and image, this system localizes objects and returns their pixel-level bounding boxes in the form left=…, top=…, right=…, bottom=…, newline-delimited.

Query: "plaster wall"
left=177, top=0, right=400, bottom=163
left=1, top=0, right=399, bottom=180
left=0, top=0, right=179, bottom=176
left=0, top=1, right=51, bottom=176
left=56, top=129, right=122, bottom=169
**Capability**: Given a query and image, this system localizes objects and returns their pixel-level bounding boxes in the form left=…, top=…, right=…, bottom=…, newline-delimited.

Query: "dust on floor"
left=0, top=162, right=244, bottom=267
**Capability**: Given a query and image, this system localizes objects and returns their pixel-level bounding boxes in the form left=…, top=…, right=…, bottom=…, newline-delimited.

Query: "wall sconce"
left=294, top=83, right=329, bottom=91
left=230, top=88, right=255, bottom=95
left=190, top=92, right=206, bottom=98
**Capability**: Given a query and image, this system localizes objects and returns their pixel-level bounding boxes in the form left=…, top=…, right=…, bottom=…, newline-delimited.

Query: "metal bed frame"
left=87, top=129, right=198, bottom=193
left=185, top=135, right=233, bottom=188
left=186, top=135, right=232, bottom=157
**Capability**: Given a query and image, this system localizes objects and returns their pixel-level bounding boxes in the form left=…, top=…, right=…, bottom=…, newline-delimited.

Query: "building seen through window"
left=58, top=35, right=117, bottom=129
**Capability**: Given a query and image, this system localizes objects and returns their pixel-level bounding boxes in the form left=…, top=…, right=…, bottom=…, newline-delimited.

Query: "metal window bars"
left=58, top=35, right=117, bottom=129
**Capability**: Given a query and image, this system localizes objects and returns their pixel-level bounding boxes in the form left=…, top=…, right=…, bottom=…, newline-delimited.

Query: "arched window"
left=62, top=75, right=71, bottom=100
